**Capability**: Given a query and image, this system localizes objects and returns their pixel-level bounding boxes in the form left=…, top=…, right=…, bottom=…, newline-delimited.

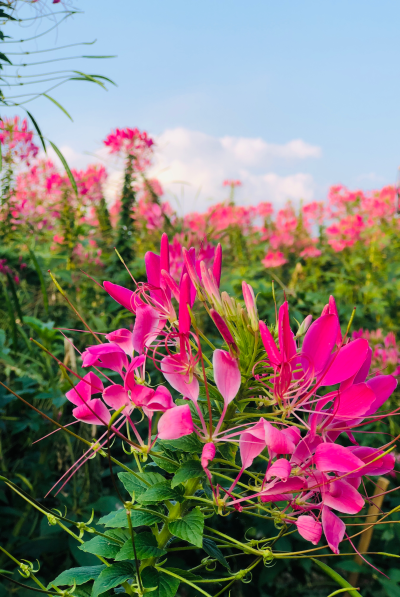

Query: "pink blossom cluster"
left=0, top=117, right=39, bottom=166
left=103, top=127, right=154, bottom=172
left=61, top=235, right=398, bottom=556
left=353, top=328, right=400, bottom=376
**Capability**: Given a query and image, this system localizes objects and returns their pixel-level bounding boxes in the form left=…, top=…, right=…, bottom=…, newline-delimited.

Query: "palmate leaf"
left=168, top=507, right=204, bottom=548
left=91, top=562, right=136, bottom=597
left=48, top=565, right=105, bottom=588
left=115, top=532, right=167, bottom=561
left=171, top=459, right=205, bottom=488
left=141, top=567, right=180, bottom=597
left=98, top=508, right=162, bottom=528
left=78, top=536, right=121, bottom=559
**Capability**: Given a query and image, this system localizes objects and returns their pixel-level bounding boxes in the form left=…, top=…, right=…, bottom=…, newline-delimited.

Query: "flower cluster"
left=62, top=234, right=398, bottom=558
left=103, top=127, right=154, bottom=171
left=0, top=117, right=39, bottom=166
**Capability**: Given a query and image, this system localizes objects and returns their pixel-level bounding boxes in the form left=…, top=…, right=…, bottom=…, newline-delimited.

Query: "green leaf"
left=311, top=559, right=362, bottom=597
left=202, top=538, right=230, bottom=570
left=98, top=508, right=162, bottom=528
left=91, top=562, right=136, bottom=597
left=48, top=141, right=78, bottom=196
left=78, top=536, right=121, bottom=558
left=118, top=471, right=164, bottom=498
left=168, top=507, right=204, bottom=548
left=138, top=482, right=184, bottom=505
left=150, top=453, right=180, bottom=473
left=160, top=434, right=203, bottom=453
left=44, top=94, right=73, bottom=121
left=218, top=442, right=238, bottom=464
left=142, top=567, right=180, bottom=597
left=115, top=532, right=167, bottom=561
left=171, top=460, right=205, bottom=488
left=0, top=51, right=12, bottom=65
left=26, top=110, right=46, bottom=153
left=48, top=565, right=106, bottom=588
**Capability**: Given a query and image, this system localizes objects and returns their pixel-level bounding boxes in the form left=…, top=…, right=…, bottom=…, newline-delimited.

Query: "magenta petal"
left=259, top=321, right=281, bottom=366
left=66, top=372, right=103, bottom=406
left=365, top=375, right=398, bottom=416
left=266, top=459, right=291, bottom=481
left=73, top=398, right=111, bottom=426
left=103, top=281, right=137, bottom=313
left=239, top=420, right=266, bottom=469
left=103, top=384, right=132, bottom=415
left=322, top=507, right=345, bottom=554
left=323, top=479, right=364, bottom=514
left=213, top=349, right=241, bottom=405
left=319, top=339, right=369, bottom=386
left=302, top=314, right=339, bottom=377
left=353, top=347, right=373, bottom=384
left=332, top=382, right=376, bottom=421
left=157, top=404, right=194, bottom=439
left=85, top=343, right=128, bottom=374
left=291, top=434, right=322, bottom=465
left=130, top=385, right=155, bottom=407
left=145, top=251, right=160, bottom=287
left=260, top=477, right=306, bottom=502
left=281, top=426, right=301, bottom=446
left=145, top=386, right=175, bottom=413
left=179, top=273, right=191, bottom=334
left=213, top=244, right=222, bottom=288
left=263, top=420, right=296, bottom=455
left=347, top=446, right=395, bottom=477
left=105, top=329, right=133, bottom=354
left=132, top=304, right=160, bottom=354
left=278, top=302, right=297, bottom=362
left=296, top=515, right=322, bottom=545
left=314, top=443, right=364, bottom=473
left=161, top=355, right=199, bottom=401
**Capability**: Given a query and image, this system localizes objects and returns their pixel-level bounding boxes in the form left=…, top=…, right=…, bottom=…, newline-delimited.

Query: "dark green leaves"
left=171, top=460, right=205, bottom=488
left=168, top=507, right=204, bottom=548
left=92, top=562, right=136, bottom=597
left=44, top=94, right=73, bottom=121
left=115, top=532, right=167, bottom=561
left=150, top=453, right=180, bottom=473
left=118, top=471, right=164, bottom=498
left=160, top=434, right=203, bottom=453
left=202, top=538, right=230, bottom=570
left=48, top=565, right=105, bottom=588
left=142, top=567, right=180, bottom=597
left=138, top=482, right=184, bottom=505
left=79, top=536, right=121, bottom=559
left=98, top=508, right=162, bottom=528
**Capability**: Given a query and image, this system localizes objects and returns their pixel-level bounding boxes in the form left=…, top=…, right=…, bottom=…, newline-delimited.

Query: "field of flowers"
left=1, top=117, right=400, bottom=597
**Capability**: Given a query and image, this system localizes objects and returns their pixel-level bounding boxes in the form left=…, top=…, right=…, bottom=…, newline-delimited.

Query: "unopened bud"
left=296, top=314, right=312, bottom=337
left=242, top=281, right=258, bottom=332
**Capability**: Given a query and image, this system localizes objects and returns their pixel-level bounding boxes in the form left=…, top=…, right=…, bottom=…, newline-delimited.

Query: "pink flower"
left=157, top=404, right=194, bottom=440
left=262, top=251, right=287, bottom=268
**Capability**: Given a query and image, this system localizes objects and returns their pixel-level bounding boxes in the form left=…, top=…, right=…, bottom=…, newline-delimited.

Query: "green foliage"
left=168, top=507, right=205, bottom=548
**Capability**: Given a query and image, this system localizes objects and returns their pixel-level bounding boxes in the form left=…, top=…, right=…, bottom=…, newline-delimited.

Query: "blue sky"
left=5, top=0, right=400, bottom=210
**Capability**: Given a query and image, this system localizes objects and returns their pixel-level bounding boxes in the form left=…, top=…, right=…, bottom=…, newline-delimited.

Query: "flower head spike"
left=242, top=282, right=258, bottom=331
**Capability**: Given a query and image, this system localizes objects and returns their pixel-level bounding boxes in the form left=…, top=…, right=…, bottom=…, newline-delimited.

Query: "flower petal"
left=213, top=349, right=241, bottom=405
left=157, top=404, right=194, bottom=439
left=322, top=507, right=345, bottom=554
left=296, top=515, right=322, bottom=545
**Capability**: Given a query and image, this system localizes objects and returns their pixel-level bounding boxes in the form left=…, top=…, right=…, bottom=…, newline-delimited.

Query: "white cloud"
left=150, top=128, right=320, bottom=214
left=40, top=128, right=321, bottom=213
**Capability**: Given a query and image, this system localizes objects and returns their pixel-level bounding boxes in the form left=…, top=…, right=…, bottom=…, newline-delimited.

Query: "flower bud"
left=242, top=281, right=258, bottom=332
left=296, top=314, right=312, bottom=337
